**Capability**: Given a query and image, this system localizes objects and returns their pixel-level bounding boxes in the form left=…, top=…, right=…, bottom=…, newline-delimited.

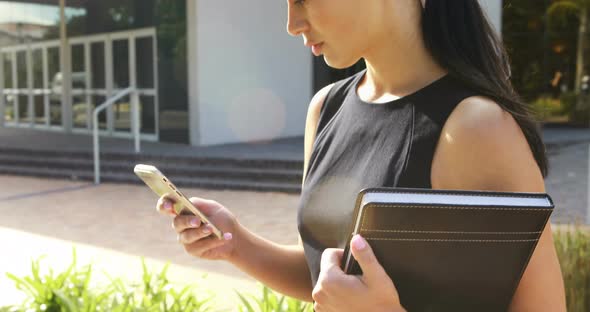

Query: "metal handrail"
left=93, top=86, right=141, bottom=184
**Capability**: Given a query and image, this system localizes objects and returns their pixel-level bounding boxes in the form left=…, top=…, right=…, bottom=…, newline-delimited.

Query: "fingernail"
left=202, top=226, right=211, bottom=234
left=190, top=218, right=200, bottom=227
left=164, top=201, right=172, bottom=210
left=352, top=234, right=366, bottom=250
left=223, top=232, right=233, bottom=240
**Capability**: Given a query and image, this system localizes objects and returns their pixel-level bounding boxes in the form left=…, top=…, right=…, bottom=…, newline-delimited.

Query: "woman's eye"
left=294, top=0, right=305, bottom=5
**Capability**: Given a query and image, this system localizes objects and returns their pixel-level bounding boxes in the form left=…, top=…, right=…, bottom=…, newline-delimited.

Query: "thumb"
left=188, top=196, right=221, bottom=216
left=350, top=234, right=387, bottom=285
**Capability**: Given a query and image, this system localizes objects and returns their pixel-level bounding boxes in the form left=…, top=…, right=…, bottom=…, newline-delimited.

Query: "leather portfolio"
left=341, top=187, right=554, bottom=312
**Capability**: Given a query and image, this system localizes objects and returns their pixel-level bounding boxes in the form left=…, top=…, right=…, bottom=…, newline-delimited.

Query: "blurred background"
left=0, top=0, right=587, bottom=145
left=0, top=1, right=588, bottom=311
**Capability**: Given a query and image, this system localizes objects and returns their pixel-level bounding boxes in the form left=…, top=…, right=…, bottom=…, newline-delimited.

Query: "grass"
left=553, top=224, right=590, bottom=311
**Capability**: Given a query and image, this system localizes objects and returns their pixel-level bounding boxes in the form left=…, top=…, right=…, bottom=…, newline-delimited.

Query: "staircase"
left=0, top=147, right=304, bottom=194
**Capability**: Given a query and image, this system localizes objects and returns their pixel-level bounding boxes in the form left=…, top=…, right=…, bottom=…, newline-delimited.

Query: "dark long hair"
left=421, top=0, right=549, bottom=177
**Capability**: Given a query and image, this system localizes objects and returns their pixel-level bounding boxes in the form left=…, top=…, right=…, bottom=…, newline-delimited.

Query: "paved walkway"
left=0, top=175, right=301, bottom=310
left=546, top=142, right=589, bottom=224
left=542, top=124, right=590, bottom=148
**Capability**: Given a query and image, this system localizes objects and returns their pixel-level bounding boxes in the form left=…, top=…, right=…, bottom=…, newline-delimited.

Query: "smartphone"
left=133, top=164, right=223, bottom=240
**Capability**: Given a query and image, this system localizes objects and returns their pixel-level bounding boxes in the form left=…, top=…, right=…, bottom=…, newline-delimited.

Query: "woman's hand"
left=156, top=195, right=240, bottom=261
left=312, top=235, right=406, bottom=312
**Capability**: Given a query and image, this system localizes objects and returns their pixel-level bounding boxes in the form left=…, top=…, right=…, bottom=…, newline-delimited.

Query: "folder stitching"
left=363, top=238, right=539, bottom=243
left=360, top=230, right=543, bottom=234
left=360, top=206, right=550, bottom=231
left=366, top=189, right=546, bottom=199
left=366, top=205, right=549, bottom=211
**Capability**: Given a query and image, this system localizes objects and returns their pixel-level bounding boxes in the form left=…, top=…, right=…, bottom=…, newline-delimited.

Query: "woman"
left=157, top=0, right=567, bottom=310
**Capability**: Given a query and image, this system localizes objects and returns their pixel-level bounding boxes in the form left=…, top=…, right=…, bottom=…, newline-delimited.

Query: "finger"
left=320, top=248, right=345, bottom=276
left=184, top=234, right=231, bottom=257
left=350, top=234, right=387, bottom=286
left=156, top=195, right=177, bottom=216
left=178, top=225, right=213, bottom=244
left=173, top=215, right=202, bottom=233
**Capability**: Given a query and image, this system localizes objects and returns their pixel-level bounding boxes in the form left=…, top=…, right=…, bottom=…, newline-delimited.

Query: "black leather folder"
left=341, top=187, right=554, bottom=312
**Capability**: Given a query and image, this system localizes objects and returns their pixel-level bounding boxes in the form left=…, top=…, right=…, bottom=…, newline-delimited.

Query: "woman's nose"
left=286, top=8, right=310, bottom=36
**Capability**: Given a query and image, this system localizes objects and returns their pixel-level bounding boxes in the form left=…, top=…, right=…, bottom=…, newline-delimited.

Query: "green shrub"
left=0, top=247, right=311, bottom=312
left=1, top=248, right=214, bottom=312
left=4, top=249, right=110, bottom=312
left=559, top=92, right=590, bottom=126
left=560, top=91, right=578, bottom=115
left=2, top=229, right=590, bottom=312
left=530, top=96, right=566, bottom=120
left=554, top=225, right=590, bottom=312
left=235, top=284, right=312, bottom=312
left=569, top=106, right=590, bottom=127
left=104, top=258, right=214, bottom=311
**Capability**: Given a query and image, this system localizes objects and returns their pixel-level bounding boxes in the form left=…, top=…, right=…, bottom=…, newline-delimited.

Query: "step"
left=0, top=154, right=303, bottom=182
left=0, top=147, right=303, bottom=170
left=105, top=171, right=302, bottom=194
left=0, top=165, right=302, bottom=194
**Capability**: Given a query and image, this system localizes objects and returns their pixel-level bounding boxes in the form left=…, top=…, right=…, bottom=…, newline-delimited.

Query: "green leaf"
left=235, top=290, right=255, bottom=312
left=158, top=262, right=170, bottom=281
left=6, top=273, right=37, bottom=298
left=547, top=1, right=582, bottom=28
left=53, top=289, right=77, bottom=312
left=277, top=296, right=285, bottom=311
left=23, top=276, right=47, bottom=300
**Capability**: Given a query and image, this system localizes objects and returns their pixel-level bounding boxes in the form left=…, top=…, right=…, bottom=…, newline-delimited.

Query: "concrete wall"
left=187, top=0, right=503, bottom=146
left=188, top=1, right=312, bottom=146
left=480, top=0, right=503, bottom=35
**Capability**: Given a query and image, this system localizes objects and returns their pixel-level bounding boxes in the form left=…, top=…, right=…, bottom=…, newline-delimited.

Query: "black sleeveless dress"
left=297, top=68, right=481, bottom=287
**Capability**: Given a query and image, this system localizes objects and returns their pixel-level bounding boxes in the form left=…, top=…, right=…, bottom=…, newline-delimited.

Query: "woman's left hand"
left=312, top=234, right=406, bottom=312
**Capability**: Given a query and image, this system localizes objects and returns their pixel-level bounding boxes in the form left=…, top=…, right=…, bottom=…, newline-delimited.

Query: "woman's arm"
left=228, top=230, right=312, bottom=301
left=430, top=96, right=567, bottom=311
left=227, top=83, right=336, bottom=302
left=162, top=195, right=314, bottom=302
left=160, top=84, right=336, bottom=302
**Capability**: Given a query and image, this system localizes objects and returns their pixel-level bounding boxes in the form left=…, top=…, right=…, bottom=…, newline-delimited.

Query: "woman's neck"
left=358, top=19, right=447, bottom=103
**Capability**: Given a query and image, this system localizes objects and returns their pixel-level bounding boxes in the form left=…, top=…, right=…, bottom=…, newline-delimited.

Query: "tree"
left=547, top=0, right=590, bottom=108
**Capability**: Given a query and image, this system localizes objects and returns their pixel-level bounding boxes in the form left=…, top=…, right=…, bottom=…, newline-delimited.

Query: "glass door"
left=68, top=28, right=158, bottom=140
left=112, top=36, right=131, bottom=133
left=0, top=28, right=158, bottom=140
left=1, top=51, right=15, bottom=124
left=31, top=47, right=45, bottom=126
left=47, top=45, right=62, bottom=128
left=0, top=41, right=62, bottom=129
left=70, top=42, right=91, bottom=130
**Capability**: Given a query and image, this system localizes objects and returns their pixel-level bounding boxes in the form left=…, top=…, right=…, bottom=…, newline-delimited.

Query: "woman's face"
left=286, top=0, right=377, bottom=69
left=286, top=0, right=423, bottom=69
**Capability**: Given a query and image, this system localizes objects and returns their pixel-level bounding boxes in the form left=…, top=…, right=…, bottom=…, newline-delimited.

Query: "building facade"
left=0, top=0, right=502, bottom=147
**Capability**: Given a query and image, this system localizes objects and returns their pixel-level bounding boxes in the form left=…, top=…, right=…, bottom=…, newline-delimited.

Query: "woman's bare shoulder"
left=431, top=95, right=544, bottom=192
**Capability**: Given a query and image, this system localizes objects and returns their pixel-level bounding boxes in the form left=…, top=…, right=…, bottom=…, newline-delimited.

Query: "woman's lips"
left=311, top=43, right=324, bottom=56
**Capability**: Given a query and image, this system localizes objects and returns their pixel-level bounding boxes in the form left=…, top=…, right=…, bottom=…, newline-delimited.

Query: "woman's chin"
left=325, top=57, right=361, bottom=70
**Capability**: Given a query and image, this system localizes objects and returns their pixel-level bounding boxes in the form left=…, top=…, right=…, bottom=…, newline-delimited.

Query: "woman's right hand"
left=156, top=195, right=240, bottom=261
